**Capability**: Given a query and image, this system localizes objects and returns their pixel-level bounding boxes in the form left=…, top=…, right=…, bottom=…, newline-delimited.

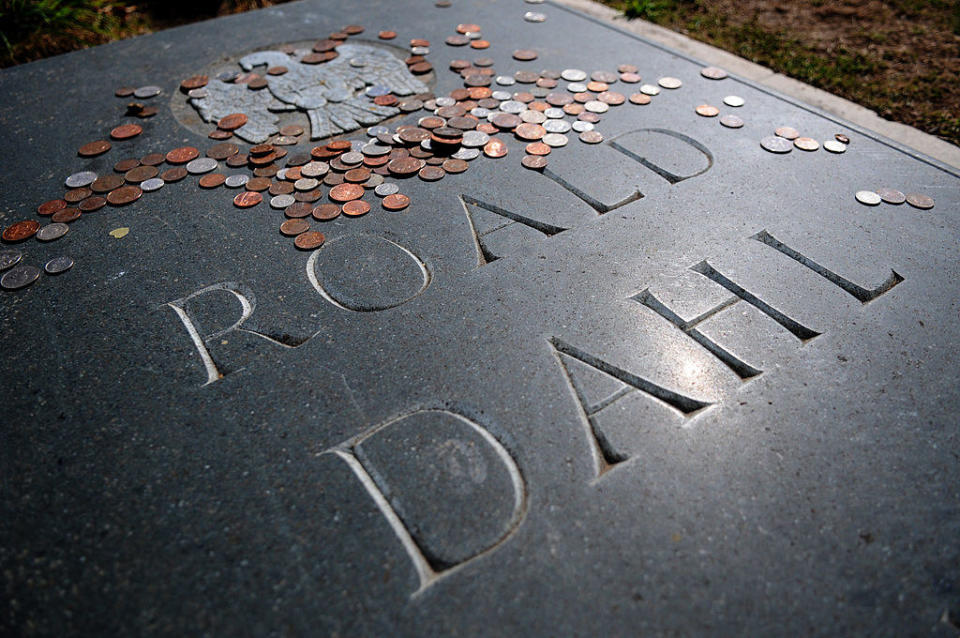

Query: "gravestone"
left=1, top=0, right=958, bottom=635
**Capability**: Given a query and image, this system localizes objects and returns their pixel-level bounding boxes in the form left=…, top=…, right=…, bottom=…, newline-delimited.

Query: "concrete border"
left=550, top=0, right=960, bottom=170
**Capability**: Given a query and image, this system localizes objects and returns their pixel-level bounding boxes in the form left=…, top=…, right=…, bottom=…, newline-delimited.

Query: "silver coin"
left=187, top=88, right=208, bottom=99
left=567, top=82, right=587, bottom=93
left=500, top=100, right=527, bottom=114
left=411, top=46, right=429, bottom=55
left=134, top=85, right=162, bottom=98
left=270, top=194, right=296, bottom=208
left=435, top=96, right=456, bottom=107
left=364, top=174, right=385, bottom=188
left=301, top=161, right=330, bottom=177
left=420, top=139, right=433, bottom=152
left=823, top=140, right=847, bottom=154
left=471, top=107, right=491, bottom=117
left=350, top=140, right=366, bottom=152
left=495, top=76, right=516, bottom=86
left=466, top=31, right=482, bottom=40
left=44, top=256, right=73, bottom=275
left=295, top=177, right=319, bottom=191
left=65, top=171, right=97, bottom=188
left=350, top=58, right=369, bottom=69
left=462, top=131, right=490, bottom=147
left=719, top=114, right=744, bottom=129
left=452, top=147, right=480, bottom=161
left=640, top=83, right=660, bottom=96
left=1, top=264, right=40, bottom=290
left=760, top=136, right=793, bottom=154
left=524, top=0, right=544, bottom=3
left=36, top=223, right=69, bottom=242
left=701, top=66, right=728, bottom=80
left=186, top=157, right=218, bottom=174
left=521, top=110, right=547, bottom=124
left=375, top=183, right=400, bottom=197
left=422, top=99, right=438, bottom=111
left=530, top=86, right=548, bottom=98
left=542, top=133, right=569, bottom=147
left=276, top=168, right=289, bottom=180
left=365, top=85, right=391, bottom=97
left=340, top=152, right=363, bottom=166
left=361, top=144, right=390, bottom=157
left=658, top=76, right=682, bottom=89
left=876, top=188, right=906, bottom=205
left=491, top=90, right=512, bottom=101
left=562, top=71, right=587, bottom=84
left=524, top=11, right=546, bottom=22
left=723, top=95, right=744, bottom=107
left=584, top=100, right=609, bottom=114
left=367, top=125, right=389, bottom=136
left=224, top=174, right=249, bottom=188
left=0, top=250, right=22, bottom=271
left=543, top=119, right=571, bottom=133
left=544, top=107, right=565, bottom=119
left=273, top=135, right=299, bottom=146
left=855, top=190, right=882, bottom=206
left=571, top=120, right=594, bottom=132
left=141, top=177, right=165, bottom=192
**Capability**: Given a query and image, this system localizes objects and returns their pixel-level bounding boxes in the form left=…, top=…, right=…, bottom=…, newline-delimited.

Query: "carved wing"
left=190, top=76, right=288, bottom=144
left=324, top=44, right=429, bottom=97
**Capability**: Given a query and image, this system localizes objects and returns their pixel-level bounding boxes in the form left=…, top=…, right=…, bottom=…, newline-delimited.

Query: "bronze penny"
left=525, top=142, right=551, bottom=156
left=295, top=189, right=323, bottom=203
left=515, top=123, right=546, bottom=141
left=284, top=166, right=303, bottom=181
left=285, top=202, right=314, bottom=218
left=906, top=193, right=935, bottom=209
left=513, top=49, right=538, bottom=61
left=233, top=191, right=262, bottom=208
left=426, top=157, right=446, bottom=166
left=2, top=220, right=40, bottom=242
left=280, top=218, right=310, bottom=236
left=563, top=103, right=585, bottom=115
left=294, top=231, right=326, bottom=250
left=270, top=181, right=295, bottom=196
left=313, top=203, right=341, bottom=220
left=64, top=188, right=92, bottom=203
left=279, top=124, right=304, bottom=137
left=180, top=75, right=208, bottom=91
left=382, top=193, right=410, bottom=211
left=387, top=157, right=424, bottom=176
left=79, top=196, right=107, bottom=212
left=618, top=64, right=638, bottom=73
left=419, top=166, right=445, bottom=181
left=329, top=183, right=365, bottom=202
left=450, top=59, right=471, bottom=70
left=78, top=140, right=111, bottom=157
left=364, top=155, right=390, bottom=168
left=470, top=40, right=490, bottom=49
left=136, top=106, right=158, bottom=118
left=620, top=72, right=642, bottom=83
left=410, top=38, right=430, bottom=46
left=245, top=177, right=272, bottom=192
left=374, top=94, right=399, bottom=106
left=206, top=142, right=240, bottom=160
left=446, top=34, right=469, bottom=46
left=468, top=86, right=492, bottom=99
left=399, top=127, right=431, bottom=143
left=443, top=159, right=469, bottom=173
left=161, top=166, right=188, bottom=182
left=141, top=152, right=166, bottom=166
left=775, top=126, right=800, bottom=140
left=124, top=165, right=158, bottom=183
left=521, top=155, right=548, bottom=170
left=598, top=91, right=625, bottom=105
left=313, top=38, right=338, bottom=52
left=247, top=76, right=268, bottom=90
left=324, top=172, right=345, bottom=186
left=37, top=199, right=67, bottom=216
left=208, top=129, right=233, bottom=140
left=114, top=158, right=140, bottom=172
left=267, top=66, right=288, bottom=75
left=419, top=116, right=446, bottom=130
left=378, top=30, right=397, bottom=40
left=51, top=207, right=81, bottom=223
left=345, top=168, right=371, bottom=183
left=695, top=104, right=720, bottom=117
left=836, top=133, right=851, bottom=144
left=491, top=113, right=521, bottom=130
left=226, top=154, right=248, bottom=168
left=579, top=112, right=601, bottom=123
left=110, top=123, right=143, bottom=140
left=342, top=200, right=371, bottom=216
left=456, top=23, right=480, bottom=34
left=166, top=147, right=199, bottom=164
left=107, top=185, right=142, bottom=206
left=629, top=93, right=651, bottom=105
left=327, top=140, right=352, bottom=152
left=218, top=113, right=248, bottom=131
left=115, top=86, right=135, bottom=97
left=91, top=174, right=125, bottom=193
left=199, top=173, right=226, bottom=188
left=477, top=123, right=499, bottom=135
left=586, top=81, right=609, bottom=93
left=483, top=138, right=508, bottom=158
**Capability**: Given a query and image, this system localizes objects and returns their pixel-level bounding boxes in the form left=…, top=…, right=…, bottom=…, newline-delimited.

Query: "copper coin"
left=526, top=142, right=551, bottom=156
left=218, top=113, right=248, bottom=131
left=136, top=106, right=158, bottom=118
left=110, top=123, right=143, bottom=140
left=78, top=140, right=111, bottom=157
left=382, top=193, right=410, bottom=211
left=313, top=203, right=341, bottom=220
left=124, top=165, right=158, bottom=183
left=775, top=126, right=800, bottom=140
left=620, top=72, right=642, bottom=83
left=64, top=188, right=92, bottom=203
left=247, top=77, right=268, bottom=90
left=695, top=104, right=719, bottom=117
left=267, top=66, right=288, bottom=75
left=836, top=133, right=850, bottom=144
left=906, top=193, right=935, bottom=209
left=419, top=166, right=445, bottom=181
left=280, top=218, right=310, bottom=236
left=37, top=199, right=67, bottom=216
left=207, top=142, right=240, bottom=160
left=329, top=183, right=365, bottom=202
left=51, top=207, right=81, bottom=223
left=443, top=159, right=469, bottom=173
left=513, top=49, right=538, bottom=61
left=295, top=189, right=323, bottom=203
left=115, top=86, right=135, bottom=97
left=629, top=93, right=651, bottom=105
left=244, top=177, right=272, bottom=192
left=324, top=172, right=345, bottom=186
left=446, top=35, right=470, bottom=46
left=586, top=81, right=609, bottom=93
left=281, top=202, right=310, bottom=218
left=456, top=23, right=481, bottom=34
left=470, top=40, right=490, bottom=49
left=180, top=75, right=208, bottom=91
left=387, top=157, right=424, bottom=176
left=233, top=191, right=262, bottom=208
left=515, top=123, right=546, bottom=140
left=226, top=154, right=248, bottom=168
left=483, top=138, right=508, bottom=158
left=114, top=158, right=140, bottom=172
left=379, top=30, right=397, bottom=40
left=250, top=143, right=274, bottom=156
left=209, top=129, right=233, bottom=140
left=199, top=173, right=226, bottom=188
left=521, top=155, right=547, bottom=170
left=141, top=152, right=166, bottom=166
left=279, top=124, right=304, bottom=137
left=342, top=200, right=371, bottom=216
left=598, top=91, right=625, bottom=105
left=161, top=166, right=188, bottom=182
left=700, top=66, right=727, bottom=80
left=166, top=147, right=200, bottom=164
left=876, top=188, right=906, bottom=205
left=327, top=140, right=352, bottom=152
left=270, top=181, right=295, bottom=196
left=491, top=113, right=521, bottom=130
left=579, top=130, right=604, bottom=144
left=79, top=196, right=106, bottom=212
left=91, top=174, right=125, bottom=193
left=794, top=137, right=820, bottom=151
left=2, top=220, right=40, bottom=242
left=374, top=94, right=400, bottom=106
left=329, top=31, right=348, bottom=41
left=343, top=24, right=364, bottom=34
left=345, top=168, right=371, bottom=183
left=107, top=185, right=142, bottom=206
left=294, top=231, right=325, bottom=250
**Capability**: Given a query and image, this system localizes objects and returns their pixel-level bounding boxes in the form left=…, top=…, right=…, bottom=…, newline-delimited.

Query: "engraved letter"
left=460, top=194, right=567, bottom=266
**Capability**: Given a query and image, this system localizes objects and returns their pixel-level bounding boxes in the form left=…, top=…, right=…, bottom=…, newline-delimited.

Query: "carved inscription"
left=460, top=194, right=567, bottom=267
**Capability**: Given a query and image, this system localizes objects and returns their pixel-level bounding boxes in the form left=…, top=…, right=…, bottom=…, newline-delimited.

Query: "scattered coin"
left=218, top=113, right=248, bottom=130
left=124, top=165, right=158, bottom=183
left=775, top=126, right=800, bottom=140
left=658, top=76, right=682, bottom=89
left=0, top=250, right=22, bottom=271
left=51, top=207, right=80, bottom=223
left=639, top=84, right=660, bottom=96
left=180, top=75, right=208, bottom=91
left=91, top=174, right=124, bottom=192
left=696, top=104, right=719, bottom=117
left=224, top=174, right=249, bottom=188
left=523, top=11, right=546, bottom=22
left=329, top=183, right=365, bottom=202
left=760, top=136, right=793, bottom=154
left=374, top=183, right=400, bottom=197
left=723, top=95, right=744, bottom=107
left=79, top=197, right=107, bottom=212
left=37, top=199, right=67, bottom=216
left=629, top=93, right=651, bottom=105
left=876, top=188, right=906, bottom=204
left=383, top=193, right=411, bottom=211
left=107, top=185, right=142, bottom=205
left=1, top=264, right=41, bottom=290
left=294, top=231, right=326, bottom=250
left=543, top=133, right=570, bottom=147
left=835, top=133, right=850, bottom=144
left=3, top=220, right=40, bottom=242
left=483, top=138, right=508, bottom=157
left=110, top=123, right=143, bottom=140
left=521, top=155, right=547, bottom=170
left=166, top=146, right=200, bottom=164
left=161, top=166, right=188, bottom=182
left=141, top=177, right=165, bottom=192
left=719, top=114, right=744, bottom=129
left=313, top=203, right=341, bottom=220
left=78, top=140, right=111, bottom=157
left=342, top=200, right=371, bottom=216
left=794, top=137, right=819, bottom=151
left=906, top=193, right=935, bottom=209
left=133, top=85, right=161, bottom=98
left=186, top=158, right=218, bottom=174
left=65, top=171, right=98, bottom=188
left=855, top=190, right=882, bottom=206
left=199, top=173, right=227, bottom=188
left=578, top=130, right=602, bottom=144
left=514, top=49, right=538, bottom=61
left=701, top=66, right=728, bottom=80
left=234, top=191, right=262, bottom=208
left=44, top=256, right=74, bottom=274
left=280, top=218, right=310, bottom=236
left=36, top=223, right=69, bottom=242
left=823, top=140, right=847, bottom=154
left=443, top=159, right=469, bottom=173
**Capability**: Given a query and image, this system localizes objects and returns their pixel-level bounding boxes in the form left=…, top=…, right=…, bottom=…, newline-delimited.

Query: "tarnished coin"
left=836, top=133, right=851, bottom=144
left=794, top=137, right=819, bottom=151
left=906, top=193, right=935, bottom=209
left=855, top=190, right=882, bottom=206
left=701, top=66, right=727, bottom=80
left=521, top=109, right=548, bottom=124
left=597, top=91, right=625, bottom=105
left=0, top=250, right=22, bottom=271
left=483, top=138, right=508, bottom=157
left=515, top=122, right=546, bottom=140
left=419, top=166, right=445, bottom=181
left=443, top=159, right=469, bottom=173
left=110, top=123, right=142, bottom=140
left=44, top=256, right=74, bottom=275
left=521, top=155, right=547, bottom=170
left=141, top=152, right=166, bottom=166
left=658, top=76, right=682, bottom=89
left=374, top=183, right=399, bottom=197
left=166, top=146, right=199, bottom=164
left=217, top=113, right=248, bottom=130
left=301, top=161, right=330, bottom=178
left=78, top=140, right=111, bottom=157
left=723, top=95, right=744, bottom=107
left=821, top=140, right=846, bottom=153
left=186, top=158, right=218, bottom=174
left=79, top=196, right=107, bottom=212
left=207, top=142, right=240, bottom=160
left=294, top=231, right=325, bottom=250
left=233, top=191, right=262, bottom=208
left=37, top=199, right=67, bottom=216
left=51, top=208, right=80, bottom=223
left=1, top=264, right=41, bottom=290
left=113, top=158, right=140, bottom=173
left=133, top=85, right=161, bottom=98
left=91, top=174, right=125, bottom=193
left=876, top=188, right=906, bottom=204
left=760, top=136, right=793, bottom=154
left=271, top=194, right=296, bottom=209
left=513, top=49, right=538, bottom=61
left=629, top=93, right=651, bottom=105
left=107, top=185, right=142, bottom=205
left=124, top=165, right=158, bottom=183
left=3, top=220, right=40, bottom=242
left=639, top=84, right=660, bottom=96
left=285, top=202, right=314, bottom=218
left=65, top=171, right=98, bottom=188
left=382, top=193, right=411, bottom=211
left=329, top=183, right=365, bottom=202
left=696, top=104, right=719, bottom=117
left=141, top=177, right=165, bottom=192
left=180, top=75, right=208, bottom=91
left=775, top=126, right=800, bottom=140
left=342, top=200, right=371, bottom=216
left=161, top=166, right=188, bottom=182
left=578, top=131, right=602, bottom=144
left=387, top=157, right=424, bottom=176
left=36, top=223, right=69, bottom=242
left=719, top=114, right=744, bottom=128
left=280, top=218, right=310, bottom=236
left=620, top=72, right=642, bottom=83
